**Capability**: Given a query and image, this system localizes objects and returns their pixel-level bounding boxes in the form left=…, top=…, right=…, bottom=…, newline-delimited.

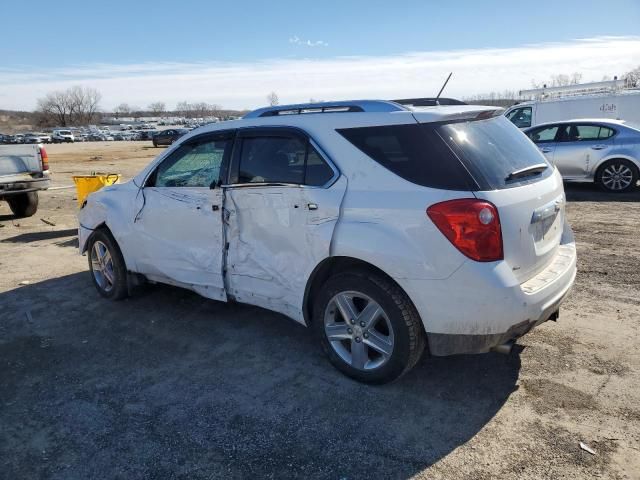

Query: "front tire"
left=87, top=229, right=128, bottom=300
left=596, top=159, right=638, bottom=192
left=8, top=192, right=38, bottom=217
left=312, top=270, right=426, bottom=384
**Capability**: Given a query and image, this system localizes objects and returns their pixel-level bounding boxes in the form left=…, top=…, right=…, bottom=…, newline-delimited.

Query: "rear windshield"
left=337, top=116, right=551, bottom=190
left=438, top=116, right=552, bottom=189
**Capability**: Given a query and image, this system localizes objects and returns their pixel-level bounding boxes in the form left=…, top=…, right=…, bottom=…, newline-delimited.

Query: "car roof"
left=182, top=100, right=503, bottom=140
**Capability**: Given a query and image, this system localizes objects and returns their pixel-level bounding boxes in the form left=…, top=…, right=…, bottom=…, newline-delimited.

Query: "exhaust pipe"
left=491, top=340, right=514, bottom=355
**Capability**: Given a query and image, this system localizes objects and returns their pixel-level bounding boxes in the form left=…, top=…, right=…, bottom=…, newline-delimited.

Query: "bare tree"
left=175, top=101, right=190, bottom=118
left=266, top=91, right=279, bottom=106
left=36, top=86, right=102, bottom=126
left=550, top=74, right=570, bottom=87
left=624, top=65, right=640, bottom=87
left=463, top=90, right=518, bottom=106
left=531, top=72, right=584, bottom=90
left=148, top=102, right=166, bottom=116
left=114, top=103, right=132, bottom=118
left=174, top=101, right=220, bottom=119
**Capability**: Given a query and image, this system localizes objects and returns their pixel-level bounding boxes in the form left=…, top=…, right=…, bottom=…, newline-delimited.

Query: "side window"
left=559, top=125, right=609, bottom=142
left=239, top=136, right=305, bottom=184
left=527, top=126, right=559, bottom=143
left=575, top=125, right=600, bottom=141
left=337, top=123, right=474, bottom=190
left=506, top=107, right=532, bottom=128
left=151, top=137, right=229, bottom=188
left=236, top=135, right=334, bottom=186
left=305, top=145, right=335, bottom=186
left=599, top=127, right=615, bottom=139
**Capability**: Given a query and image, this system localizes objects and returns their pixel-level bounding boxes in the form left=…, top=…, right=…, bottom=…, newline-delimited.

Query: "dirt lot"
left=1, top=141, right=639, bottom=479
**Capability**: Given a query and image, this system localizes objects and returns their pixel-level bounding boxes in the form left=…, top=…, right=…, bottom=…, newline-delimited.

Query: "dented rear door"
left=224, top=128, right=345, bottom=323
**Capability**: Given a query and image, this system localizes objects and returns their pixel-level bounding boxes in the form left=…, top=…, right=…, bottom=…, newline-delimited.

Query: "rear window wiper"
left=505, top=163, right=548, bottom=182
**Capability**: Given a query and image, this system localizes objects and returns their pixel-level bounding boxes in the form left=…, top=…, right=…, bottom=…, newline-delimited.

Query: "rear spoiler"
left=411, top=106, right=505, bottom=124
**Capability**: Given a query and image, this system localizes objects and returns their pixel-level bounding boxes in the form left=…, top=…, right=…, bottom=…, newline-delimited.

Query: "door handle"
left=539, top=147, right=552, bottom=153
left=591, top=145, right=607, bottom=150
left=307, top=203, right=318, bottom=210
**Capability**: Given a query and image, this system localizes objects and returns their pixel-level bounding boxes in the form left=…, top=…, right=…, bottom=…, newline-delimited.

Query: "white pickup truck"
left=0, top=144, right=51, bottom=217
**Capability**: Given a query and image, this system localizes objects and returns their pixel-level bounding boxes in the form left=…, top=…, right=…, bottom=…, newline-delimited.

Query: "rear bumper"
left=399, top=222, right=577, bottom=356
left=0, top=177, right=50, bottom=196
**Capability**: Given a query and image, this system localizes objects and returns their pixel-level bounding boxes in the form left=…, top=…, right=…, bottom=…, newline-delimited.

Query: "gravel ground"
left=0, top=141, right=639, bottom=479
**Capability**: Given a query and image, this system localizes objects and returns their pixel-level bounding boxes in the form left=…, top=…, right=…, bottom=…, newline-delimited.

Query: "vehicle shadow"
left=0, top=213, right=18, bottom=222
left=0, top=273, right=520, bottom=480
left=0, top=228, right=77, bottom=244
left=564, top=182, right=640, bottom=202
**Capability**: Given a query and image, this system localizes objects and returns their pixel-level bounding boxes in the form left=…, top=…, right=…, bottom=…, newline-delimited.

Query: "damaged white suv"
left=79, top=99, right=577, bottom=384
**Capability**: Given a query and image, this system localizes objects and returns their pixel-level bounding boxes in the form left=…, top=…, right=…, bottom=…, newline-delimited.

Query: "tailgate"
left=411, top=112, right=567, bottom=284
left=475, top=170, right=565, bottom=283
left=0, top=144, right=42, bottom=176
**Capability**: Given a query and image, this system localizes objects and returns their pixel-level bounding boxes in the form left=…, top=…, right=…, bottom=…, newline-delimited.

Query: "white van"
left=505, top=84, right=640, bottom=129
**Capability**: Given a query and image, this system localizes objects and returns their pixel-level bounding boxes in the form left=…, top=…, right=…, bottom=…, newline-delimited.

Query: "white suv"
left=52, top=129, right=75, bottom=143
left=78, top=99, right=577, bottom=383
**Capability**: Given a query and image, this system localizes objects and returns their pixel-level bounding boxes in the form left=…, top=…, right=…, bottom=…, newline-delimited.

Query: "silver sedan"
left=524, top=119, right=640, bottom=192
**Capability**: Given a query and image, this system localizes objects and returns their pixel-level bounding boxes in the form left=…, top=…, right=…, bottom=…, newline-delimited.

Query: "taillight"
left=427, top=199, right=503, bottom=262
left=40, top=147, right=49, bottom=171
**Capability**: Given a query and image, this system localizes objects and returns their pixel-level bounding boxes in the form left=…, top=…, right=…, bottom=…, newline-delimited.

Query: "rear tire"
left=596, top=159, right=638, bottom=193
left=87, top=229, right=128, bottom=300
left=8, top=192, right=38, bottom=218
left=312, top=270, right=426, bottom=384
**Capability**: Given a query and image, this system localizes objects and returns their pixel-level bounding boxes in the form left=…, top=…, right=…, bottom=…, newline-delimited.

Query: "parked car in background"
left=52, top=129, right=75, bottom=143
left=524, top=119, right=640, bottom=192
left=0, top=144, right=50, bottom=217
left=79, top=99, right=576, bottom=384
left=152, top=129, right=189, bottom=146
left=505, top=81, right=640, bottom=129
left=24, top=132, right=52, bottom=144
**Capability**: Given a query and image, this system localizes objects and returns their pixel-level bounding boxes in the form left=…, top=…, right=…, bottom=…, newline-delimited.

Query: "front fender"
left=77, top=182, right=140, bottom=269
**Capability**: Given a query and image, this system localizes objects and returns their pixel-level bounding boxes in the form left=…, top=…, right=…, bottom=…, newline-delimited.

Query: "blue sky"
left=1, top=0, right=639, bottom=110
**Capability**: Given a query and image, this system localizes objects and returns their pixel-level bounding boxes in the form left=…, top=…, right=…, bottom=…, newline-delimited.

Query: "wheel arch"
left=80, top=221, right=110, bottom=254
left=592, top=154, right=640, bottom=178
left=302, top=256, right=422, bottom=328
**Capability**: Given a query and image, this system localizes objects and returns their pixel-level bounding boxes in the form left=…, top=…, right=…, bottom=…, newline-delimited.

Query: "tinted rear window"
left=439, top=116, right=552, bottom=189
left=336, top=124, right=475, bottom=190
left=338, top=117, right=550, bottom=190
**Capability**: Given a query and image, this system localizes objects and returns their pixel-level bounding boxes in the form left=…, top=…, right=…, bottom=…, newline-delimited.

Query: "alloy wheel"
left=91, top=240, right=115, bottom=292
left=324, top=291, right=394, bottom=370
left=601, top=163, right=634, bottom=191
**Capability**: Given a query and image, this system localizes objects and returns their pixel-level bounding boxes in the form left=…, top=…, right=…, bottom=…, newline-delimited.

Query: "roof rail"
left=393, top=97, right=467, bottom=107
left=243, top=100, right=408, bottom=118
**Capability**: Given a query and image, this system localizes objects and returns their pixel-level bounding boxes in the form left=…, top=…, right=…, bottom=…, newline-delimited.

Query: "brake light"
left=427, top=199, right=503, bottom=262
left=39, top=147, right=49, bottom=171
